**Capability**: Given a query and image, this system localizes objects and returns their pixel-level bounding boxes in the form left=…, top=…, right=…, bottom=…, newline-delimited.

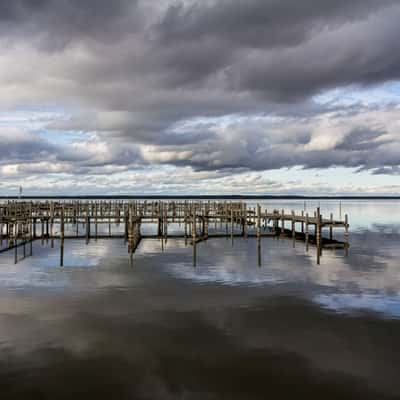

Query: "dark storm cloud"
left=153, top=0, right=400, bottom=97
left=0, top=0, right=140, bottom=49
left=1, top=0, right=400, bottom=178
left=157, top=0, right=390, bottom=48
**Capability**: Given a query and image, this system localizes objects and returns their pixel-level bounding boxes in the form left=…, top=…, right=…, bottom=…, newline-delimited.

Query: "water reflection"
left=0, top=229, right=397, bottom=316
left=0, top=200, right=400, bottom=399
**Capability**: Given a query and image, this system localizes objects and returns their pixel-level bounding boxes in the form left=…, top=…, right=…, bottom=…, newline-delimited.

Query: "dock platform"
left=0, top=200, right=349, bottom=265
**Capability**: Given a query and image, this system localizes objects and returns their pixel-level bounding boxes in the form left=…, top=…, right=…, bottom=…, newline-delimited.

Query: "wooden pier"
left=0, top=200, right=349, bottom=265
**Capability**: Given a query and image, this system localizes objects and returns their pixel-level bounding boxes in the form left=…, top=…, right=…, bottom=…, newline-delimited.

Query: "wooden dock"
left=0, top=200, right=349, bottom=265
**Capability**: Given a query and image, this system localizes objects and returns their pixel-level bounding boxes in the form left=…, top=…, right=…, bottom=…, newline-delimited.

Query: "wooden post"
left=192, top=204, right=196, bottom=244
left=184, top=203, right=188, bottom=245
left=316, top=207, right=321, bottom=247
left=61, top=206, right=65, bottom=240
left=50, top=203, right=54, bottom=248
left=108, top=203, right=111, bottom=237
left=95, top=203, right=98, bottom=240
left=86, top=215, right=90, bottom=243
left=23, top=221, right=26, bottom=259
left=291, top=210, right=295, bottom=238
left=344, top=214, right=349, bottom=256
left=305, top=213, right=309, bottom=251
left=14, top=223, right=18, bottom=264
left=243, top=203, right=247, bottom=238
left=230, top=205, right=234, bottom=245
left=205, top=205, right=209, bottom=239
left=29, top=213, right=33, bottom=256
left=60, top=206, right=65, bottom=267
left=193, top=236, right=197, bottom=267
left=129, top=204, right=134, bottom=257
left=76, top=208, right=79, bottom=237
left=158, top=203, right=163, bottom=238
left=164, top=203, right=168, bottom=244
left=41, top=218, right=44, bottom=245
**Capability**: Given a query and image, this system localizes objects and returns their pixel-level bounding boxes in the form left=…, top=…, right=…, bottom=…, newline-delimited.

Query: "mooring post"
left=14, top=223, right=17, bottom=264
left=317, top=242, right=321, bottom=265
left=257, top=204, right=261, bottom=239
left=201, top=208, right=205, bottom=237
left=33, top=218, right=36, bottom=239
left=158, top=202, right=163, bottom=238
left=305, top=213, right=309, bottom=251
left=224, top=201, right=228, bottom=234
left=60, top=206, right=65, bottom=267
left=344, top=214, right=349, bottom=256
left=329, top=213, right=333, bottom=240
left=76, top=207, right=79, bottom=237
left=291, top=210, right=295, bottom=239
left=230, top=205, right=234, bottom=245
left=128, top=204, right=134, bottom=256
left=95, top=202, right=98, bottom=240
left=124, top=205, right=128, bottom=243
left=184, top=202, right=188, bottom=244
left=23, top=221, right=26, bottom=259
left=164, top=203, right=168, bottom=244
left=244, top=203, right=247, bottom=238
left=108, top=201, right=111, bottom=237
left=61, top=206, right=65, bottom=240
left=50, top=202, right=54, bottom=248
left=192, top=204, right=196, bottom=244
left=29, top=212, right=33, bottom=256
left=205, top=204, right=209, bottom=239
left=316, top=207, right=321, bottom=247
left=86, top=214, right=90, bottom=244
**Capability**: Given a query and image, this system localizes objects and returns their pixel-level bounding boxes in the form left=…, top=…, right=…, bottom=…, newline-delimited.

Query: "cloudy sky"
left=1, top=0, right=400, bottom=195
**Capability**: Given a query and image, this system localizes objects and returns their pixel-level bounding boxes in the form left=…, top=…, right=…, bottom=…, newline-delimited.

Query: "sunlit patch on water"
left=314, top=293, right=400, bottom=319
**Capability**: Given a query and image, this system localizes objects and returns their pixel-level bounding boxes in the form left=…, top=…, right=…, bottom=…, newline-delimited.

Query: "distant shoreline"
left=1, top=195, right=400, bottom=200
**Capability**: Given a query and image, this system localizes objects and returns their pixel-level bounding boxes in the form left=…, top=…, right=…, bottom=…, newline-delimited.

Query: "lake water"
left=0, top=199, right=399, bottom=399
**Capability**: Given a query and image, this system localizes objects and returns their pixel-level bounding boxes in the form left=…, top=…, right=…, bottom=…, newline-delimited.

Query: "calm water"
left=0, top=200, right=400, bottom=399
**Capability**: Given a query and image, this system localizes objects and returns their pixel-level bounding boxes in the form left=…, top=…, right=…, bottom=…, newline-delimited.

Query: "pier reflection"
left=1, top=225, right=349, bottom=269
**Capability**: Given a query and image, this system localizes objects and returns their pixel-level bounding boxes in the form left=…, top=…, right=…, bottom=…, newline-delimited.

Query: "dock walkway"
left=0, top=200, right=349, bottom=265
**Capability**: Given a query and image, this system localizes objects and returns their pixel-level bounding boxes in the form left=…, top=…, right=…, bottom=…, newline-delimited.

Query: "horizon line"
left=1, top=194, right=400, bottom=200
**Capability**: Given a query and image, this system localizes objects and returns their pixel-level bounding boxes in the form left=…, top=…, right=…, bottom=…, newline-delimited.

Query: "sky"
left=1, top=0, right=400, bottom=196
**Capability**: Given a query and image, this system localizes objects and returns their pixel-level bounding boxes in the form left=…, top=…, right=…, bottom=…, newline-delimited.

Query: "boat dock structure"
left=0, top=200, right=349, bottom=265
